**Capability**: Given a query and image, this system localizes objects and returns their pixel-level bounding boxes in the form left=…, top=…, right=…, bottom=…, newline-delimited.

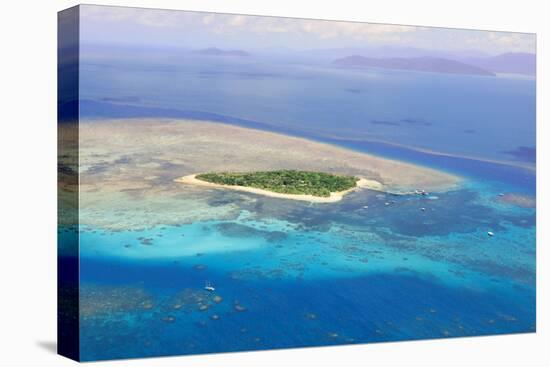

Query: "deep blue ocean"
left=62, top=49, right=536, bottom=360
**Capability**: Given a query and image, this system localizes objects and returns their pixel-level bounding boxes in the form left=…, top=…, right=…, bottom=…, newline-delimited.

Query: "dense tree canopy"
left=196, top=170, right=358, bottom=197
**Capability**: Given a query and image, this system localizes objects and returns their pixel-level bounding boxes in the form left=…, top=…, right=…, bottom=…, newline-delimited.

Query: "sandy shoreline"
left=176, top=174, right=383, bottom=203
left=80, top=118, right=461, bottom=193
left=76, top=119, right=461, bottom=229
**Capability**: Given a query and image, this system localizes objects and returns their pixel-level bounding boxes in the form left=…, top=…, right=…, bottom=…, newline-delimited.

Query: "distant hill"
left=307, top=46, right=489, bottom=60
left=333, top=55, right=495, bottom=76
left=464, top=53, right=535, bottom=76
left=195, top=47, right=250, bottom=57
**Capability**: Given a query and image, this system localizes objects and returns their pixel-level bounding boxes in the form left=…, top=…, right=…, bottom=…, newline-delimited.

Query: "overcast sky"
left=78, top=5, right=535, bottom=55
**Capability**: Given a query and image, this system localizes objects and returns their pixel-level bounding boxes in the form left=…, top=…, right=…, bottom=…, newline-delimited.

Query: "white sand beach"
left=175, top=174, right=383, bottom=203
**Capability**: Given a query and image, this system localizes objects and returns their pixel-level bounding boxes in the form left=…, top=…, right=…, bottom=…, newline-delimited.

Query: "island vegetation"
left=195, top=170, right=359, bottom=197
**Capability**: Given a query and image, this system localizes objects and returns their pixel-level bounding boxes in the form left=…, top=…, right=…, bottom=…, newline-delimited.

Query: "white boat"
left=487, top=231, right=494, bottom=237
left=204, top=281, right=215, bottom=292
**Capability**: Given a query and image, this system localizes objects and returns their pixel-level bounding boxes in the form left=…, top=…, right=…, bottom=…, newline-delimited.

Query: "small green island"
left=196, top=170, right=359, bottom=197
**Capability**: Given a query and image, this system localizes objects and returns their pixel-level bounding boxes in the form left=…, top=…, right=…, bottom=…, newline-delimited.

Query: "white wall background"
left=0, top=1, right=547, bottom=366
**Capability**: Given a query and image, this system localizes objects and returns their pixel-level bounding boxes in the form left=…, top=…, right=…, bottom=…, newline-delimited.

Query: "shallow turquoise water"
left=69, top=164, right=535, bottom=360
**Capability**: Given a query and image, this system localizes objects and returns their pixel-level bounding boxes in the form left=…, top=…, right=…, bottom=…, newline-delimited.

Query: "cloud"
left=295, top=19, right=415, bottom=41
left=461, top=30, right=535, bottom=53
left=81, top=5, right=203, bottom=28
left=197, top=14, right=416, bottom=41
left=80, top=5, right=415, bottom=40
left=79, top=5, right=535, bottom=54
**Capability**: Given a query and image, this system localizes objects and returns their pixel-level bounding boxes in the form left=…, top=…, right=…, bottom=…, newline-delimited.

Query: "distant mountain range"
left=462, top=53, right=536, bottom=76
left=333, top=55, right=496, bottom=76
left=195, top=47, right=250, bottom=57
